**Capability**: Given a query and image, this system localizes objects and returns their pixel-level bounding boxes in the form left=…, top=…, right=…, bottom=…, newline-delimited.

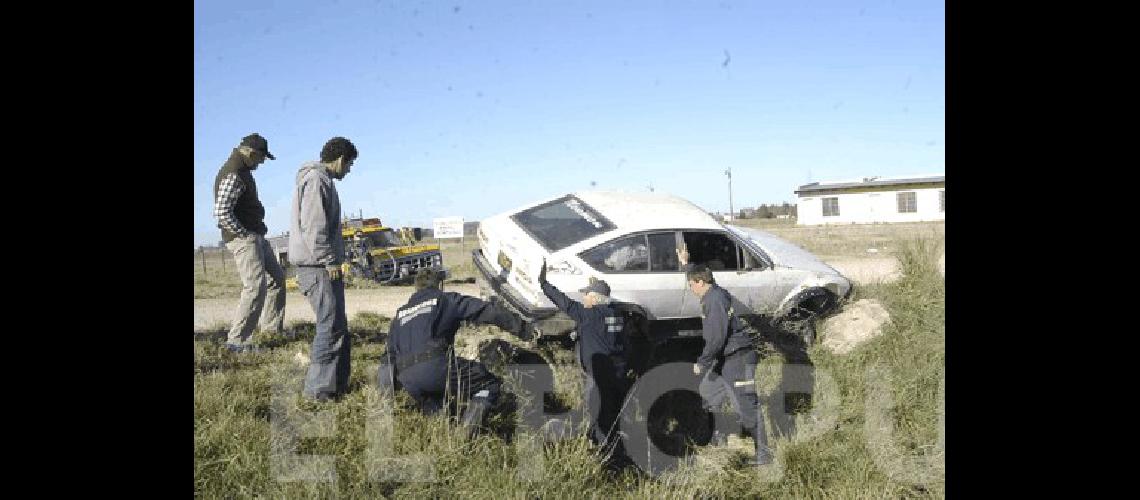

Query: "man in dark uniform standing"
left=536, top=259, right=629, bottom=463
left=678, top=246, right=773, bottom=466
left=378, top=270, right=529, bottom=438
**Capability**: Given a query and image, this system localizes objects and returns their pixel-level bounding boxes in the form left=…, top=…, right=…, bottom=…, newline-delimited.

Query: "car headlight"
left=548, top=260, right=582, bottom=275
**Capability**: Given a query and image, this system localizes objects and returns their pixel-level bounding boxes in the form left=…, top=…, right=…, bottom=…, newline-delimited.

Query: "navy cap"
left=578, top=277, right=611, bottom=296
left=240, top=133, right=275, bottom=160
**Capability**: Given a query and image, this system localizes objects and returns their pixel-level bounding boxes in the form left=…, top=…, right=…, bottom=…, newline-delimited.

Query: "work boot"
left=706, top=410, right=732, bottom=446
left=460, top=396, right=493, bottom=439
left=746, top=420, right=773, bottom=466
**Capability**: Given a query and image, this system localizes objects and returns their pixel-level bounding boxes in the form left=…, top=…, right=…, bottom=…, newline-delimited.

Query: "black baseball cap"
left=240, top=133, right=275, bottom=160
left=578, top=277, right=611, bottom=296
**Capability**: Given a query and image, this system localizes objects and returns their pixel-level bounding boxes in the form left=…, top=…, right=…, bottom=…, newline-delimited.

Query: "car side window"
left=647, top=232, right=679, bottom=271
left=739, top=244, right=768, bottom=270
left=681, top=231, right=740, bottom=270
left=580, top=234, right=649, bottom=272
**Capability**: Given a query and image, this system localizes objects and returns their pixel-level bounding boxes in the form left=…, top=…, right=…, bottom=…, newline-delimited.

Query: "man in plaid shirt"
left=213, top=133, right=286, bottom=353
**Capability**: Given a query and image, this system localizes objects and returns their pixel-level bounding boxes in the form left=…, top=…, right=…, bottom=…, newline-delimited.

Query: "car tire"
left=778, top=288, right=839, bottom=347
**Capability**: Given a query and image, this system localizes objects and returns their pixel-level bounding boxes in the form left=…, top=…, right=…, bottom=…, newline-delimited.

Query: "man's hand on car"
left=676, top=246, right=689, bottom=266
left=326, top=264, right=343, bottom=281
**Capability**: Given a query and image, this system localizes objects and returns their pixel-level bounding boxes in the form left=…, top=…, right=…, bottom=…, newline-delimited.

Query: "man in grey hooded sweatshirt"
left=288, top=136, right=359, bottom=402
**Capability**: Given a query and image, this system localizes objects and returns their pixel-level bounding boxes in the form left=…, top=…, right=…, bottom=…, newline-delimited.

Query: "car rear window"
left=511, top=195, right=616, bottom=251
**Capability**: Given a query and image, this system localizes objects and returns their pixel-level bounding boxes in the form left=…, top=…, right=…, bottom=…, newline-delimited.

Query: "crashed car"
left=472, top=191, right=852, bottom=345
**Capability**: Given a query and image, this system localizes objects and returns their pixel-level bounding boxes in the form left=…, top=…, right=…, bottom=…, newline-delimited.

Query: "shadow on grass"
left=611, top=320, right=819, bottom=471
left=477, top=338, right=575, bottom=443
left=754, top=317, right=817, bottom=440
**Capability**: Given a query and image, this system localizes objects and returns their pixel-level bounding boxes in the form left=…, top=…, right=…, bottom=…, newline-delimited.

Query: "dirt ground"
left=193, top=256, right=914, bottom=332
left=193, top=282, right=482, bottom=332
left=822, top=256, right=902, bottom=285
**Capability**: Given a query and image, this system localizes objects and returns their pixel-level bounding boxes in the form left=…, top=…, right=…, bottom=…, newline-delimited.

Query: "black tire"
left=778, top=287, right=839, bottom=347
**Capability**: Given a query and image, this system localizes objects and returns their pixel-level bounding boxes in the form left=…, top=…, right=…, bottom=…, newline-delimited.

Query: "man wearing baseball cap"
left=537, top=259, right=630, bottom=469
left=213, top=132, right=284, bottom=353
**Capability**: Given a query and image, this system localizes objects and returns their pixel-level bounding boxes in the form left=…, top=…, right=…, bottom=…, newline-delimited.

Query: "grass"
left=731, top=218, right=944, bottom=261
left=194, top=233, right=945, bottom=498
left=194, top=248, right=244, bottom=299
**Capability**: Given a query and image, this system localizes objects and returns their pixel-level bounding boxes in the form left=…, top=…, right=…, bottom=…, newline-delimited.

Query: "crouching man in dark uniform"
left=378, top=270, right=528, bottom=438
left=678, top=247, right=773, bottom=466
left=537, top=259, right=630, bottom=463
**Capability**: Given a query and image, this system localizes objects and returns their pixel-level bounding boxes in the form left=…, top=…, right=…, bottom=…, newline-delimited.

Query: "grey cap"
left=578, top=276, right=610, bottom=296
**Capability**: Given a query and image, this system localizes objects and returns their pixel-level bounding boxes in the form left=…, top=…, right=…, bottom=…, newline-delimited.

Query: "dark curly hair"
left=320, top=136, right=359, bottom=163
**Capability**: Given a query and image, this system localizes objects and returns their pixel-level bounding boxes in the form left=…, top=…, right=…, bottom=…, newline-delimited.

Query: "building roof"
left=795, top=175, right=944, bottom=194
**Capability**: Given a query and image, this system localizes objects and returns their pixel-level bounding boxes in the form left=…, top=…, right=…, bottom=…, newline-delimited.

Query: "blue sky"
left=194, top=0, right=944, bottom=247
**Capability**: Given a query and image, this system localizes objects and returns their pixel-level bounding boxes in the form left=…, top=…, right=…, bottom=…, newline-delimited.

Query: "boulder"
left=820, top=299, right=892, bottom=355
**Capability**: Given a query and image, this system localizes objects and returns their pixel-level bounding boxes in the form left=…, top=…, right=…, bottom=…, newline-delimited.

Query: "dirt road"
left=823, top=256, right=902, bottom=285
left=193, top=256, right=912, bottom=332
left=193, top=283, right=482, bottom=332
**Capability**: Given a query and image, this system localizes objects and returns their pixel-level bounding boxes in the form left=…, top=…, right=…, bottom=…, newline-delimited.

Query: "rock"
left=293, top=351, right=310, bottom=366
left=820, top=299, right=892, bottom=355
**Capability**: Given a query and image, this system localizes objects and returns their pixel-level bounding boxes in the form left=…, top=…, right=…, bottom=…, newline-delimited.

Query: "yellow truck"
left=273, top=217, right=445, bottom=289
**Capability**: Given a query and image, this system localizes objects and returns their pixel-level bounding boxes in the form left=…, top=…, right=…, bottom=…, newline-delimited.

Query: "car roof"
left=571, top=190, right=723, bottom=233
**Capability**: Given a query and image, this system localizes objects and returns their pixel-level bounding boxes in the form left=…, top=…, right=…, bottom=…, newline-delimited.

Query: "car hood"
left=727, top=225, right=843, bottom=276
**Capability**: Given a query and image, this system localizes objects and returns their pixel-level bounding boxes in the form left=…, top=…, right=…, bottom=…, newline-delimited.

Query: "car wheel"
left=775, top=307, right=819, bottom=347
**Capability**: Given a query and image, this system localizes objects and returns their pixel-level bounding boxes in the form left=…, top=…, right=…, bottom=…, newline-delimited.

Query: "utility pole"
left=725, top=167, right=734, bottom=220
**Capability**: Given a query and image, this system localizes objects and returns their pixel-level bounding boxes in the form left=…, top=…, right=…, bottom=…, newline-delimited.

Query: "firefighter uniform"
left=538, top=275, right=628, bottom=456
left=378, top=284, right=523, bottom=437
left=693, top=280, right=773, bottom=465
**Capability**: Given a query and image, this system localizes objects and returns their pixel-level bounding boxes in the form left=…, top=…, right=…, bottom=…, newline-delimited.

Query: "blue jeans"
left=297, top=267, right=351, bottom=399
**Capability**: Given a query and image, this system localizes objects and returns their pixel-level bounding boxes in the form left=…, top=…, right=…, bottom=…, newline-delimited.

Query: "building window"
left=897, top=192, right=917, bottom=213
left=822, top=197, right=839, bottom=217
left=939, top=190, right=945, bottom=212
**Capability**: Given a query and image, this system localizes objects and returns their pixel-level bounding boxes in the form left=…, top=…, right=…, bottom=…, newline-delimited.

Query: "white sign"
left=433, top=217, right=465, bottom=239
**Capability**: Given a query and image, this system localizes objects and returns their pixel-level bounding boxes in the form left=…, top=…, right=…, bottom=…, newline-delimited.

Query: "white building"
left=794, top=175, right=944, bottom=225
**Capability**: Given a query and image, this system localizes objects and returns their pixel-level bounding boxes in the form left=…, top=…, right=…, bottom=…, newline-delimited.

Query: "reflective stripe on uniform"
left=605, top=315, right=623, bottom=333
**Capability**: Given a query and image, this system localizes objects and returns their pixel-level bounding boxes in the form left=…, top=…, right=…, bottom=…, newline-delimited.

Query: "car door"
left=678, top=230, right=783, bottom=317
left=577, top=231, right=685, bottom=320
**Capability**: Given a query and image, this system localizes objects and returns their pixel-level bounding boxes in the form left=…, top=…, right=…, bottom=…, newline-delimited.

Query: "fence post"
left=200, top=247, right=207, bottom=275
left=221, top=248, right=226, bottom=273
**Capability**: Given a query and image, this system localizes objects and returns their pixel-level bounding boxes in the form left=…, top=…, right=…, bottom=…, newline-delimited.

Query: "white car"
left=472, top=191, right=852, bottom=344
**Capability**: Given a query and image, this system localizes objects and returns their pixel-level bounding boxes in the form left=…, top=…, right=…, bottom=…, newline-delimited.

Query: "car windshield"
left=511, top=195, right=616, bottom=251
